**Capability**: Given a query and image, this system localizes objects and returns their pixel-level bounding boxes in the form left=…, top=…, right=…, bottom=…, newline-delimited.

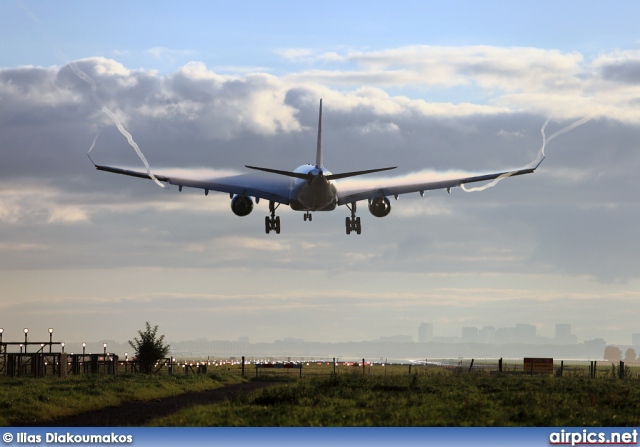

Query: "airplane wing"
left=91, top=162, right=292, bottom=204
left=336, top=157, right=544, bottom=205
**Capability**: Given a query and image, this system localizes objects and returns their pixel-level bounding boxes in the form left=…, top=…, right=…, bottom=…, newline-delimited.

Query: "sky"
left=1, top=0, right=640, bottom=350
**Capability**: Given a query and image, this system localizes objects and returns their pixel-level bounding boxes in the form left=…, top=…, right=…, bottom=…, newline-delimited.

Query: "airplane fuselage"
left=288, top=164, right=338, bottom=211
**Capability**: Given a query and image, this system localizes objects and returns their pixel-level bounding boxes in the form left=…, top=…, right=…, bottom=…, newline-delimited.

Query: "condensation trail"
left=460, top=171, right=516, bottom=193
left=87, top=128, right=102, bottom=156
left=461, top=115, right=595, bottom=193
left=65, top=61, right=167, bottom=188
left=543, top=114, right=595, bottom=154
left=17, top=0, right=167, bottom=189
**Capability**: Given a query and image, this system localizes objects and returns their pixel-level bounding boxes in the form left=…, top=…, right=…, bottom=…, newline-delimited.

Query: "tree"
left=624, top=348, right=637, bottom=363
left=128, top=322, right=170, bottom=374
left=603, top=345, right=622, bottom=362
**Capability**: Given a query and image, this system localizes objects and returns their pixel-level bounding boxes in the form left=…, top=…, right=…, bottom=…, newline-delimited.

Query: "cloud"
left=47, top=206, right=89, bottom=224
left=277, top=45, right=640, bottom=123
left=1, top=47, right=640, bottom=345
left=146, top=47, right=197, bottom=64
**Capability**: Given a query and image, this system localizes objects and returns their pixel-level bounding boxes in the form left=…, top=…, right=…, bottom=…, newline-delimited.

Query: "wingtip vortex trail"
left=462, top=115, right=593, bottom=193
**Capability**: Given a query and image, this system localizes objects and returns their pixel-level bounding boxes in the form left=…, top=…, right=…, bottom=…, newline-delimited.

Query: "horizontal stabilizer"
left=246, top=165, right=397, bottom=181
left=245, top=165, right=310, bottom=180
left=325, top=166, right=396, bottom=180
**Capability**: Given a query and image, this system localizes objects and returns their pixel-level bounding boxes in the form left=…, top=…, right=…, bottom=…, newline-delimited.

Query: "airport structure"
left=0, top=328, right=118, bottom=378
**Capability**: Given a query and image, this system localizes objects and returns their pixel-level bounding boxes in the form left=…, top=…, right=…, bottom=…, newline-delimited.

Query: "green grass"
left=0, top=371, right=243, bottom=425
left=150, top=373, right=640, bottom=427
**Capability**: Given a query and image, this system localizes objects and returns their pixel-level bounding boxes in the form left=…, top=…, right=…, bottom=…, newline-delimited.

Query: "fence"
left=2, top=346, right=640, bottom=379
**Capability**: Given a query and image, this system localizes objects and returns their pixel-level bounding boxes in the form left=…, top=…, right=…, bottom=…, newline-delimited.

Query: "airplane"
left=90, top=99, right=544, bottom=235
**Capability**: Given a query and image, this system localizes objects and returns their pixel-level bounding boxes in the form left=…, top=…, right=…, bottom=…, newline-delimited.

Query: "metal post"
left=242, top=356, right=245, bottom=377
left=362, top=358, right=365, bottom=375
left=333, top=357, right=336, bottom=375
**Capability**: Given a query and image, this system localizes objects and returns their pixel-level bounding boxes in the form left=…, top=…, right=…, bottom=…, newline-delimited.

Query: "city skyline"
left=2, top=320, right=637, bottom=349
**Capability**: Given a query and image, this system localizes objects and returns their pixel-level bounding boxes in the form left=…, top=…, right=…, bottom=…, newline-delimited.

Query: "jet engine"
left=368, top=196, right=391, bottom=217
left=231, top=195, right=254, bottom=216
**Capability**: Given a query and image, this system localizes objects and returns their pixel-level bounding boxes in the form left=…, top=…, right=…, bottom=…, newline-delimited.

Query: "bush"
left=128, top=322, right=170, bottom=374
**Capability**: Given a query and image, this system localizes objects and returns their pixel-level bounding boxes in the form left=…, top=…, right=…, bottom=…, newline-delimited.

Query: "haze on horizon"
left=1, top=1, right=640, bottom=347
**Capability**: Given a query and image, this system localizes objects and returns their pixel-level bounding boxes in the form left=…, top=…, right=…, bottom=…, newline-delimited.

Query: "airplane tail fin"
left=316, top=99, right=323, bottom=168
left=245, top=99, right=397, bottom=180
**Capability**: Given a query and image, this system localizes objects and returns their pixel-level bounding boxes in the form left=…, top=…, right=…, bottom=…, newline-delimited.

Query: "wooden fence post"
left=619, top=361, right=625, bottom=379
left=242, top=356, right=245, bottom=378
left=468, top=359, right=474, bottom=373
left=498, top=357, right=503, bottom=373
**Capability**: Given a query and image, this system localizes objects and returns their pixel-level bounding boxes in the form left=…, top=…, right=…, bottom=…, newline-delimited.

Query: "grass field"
left=0, top=371, right=243, bottom=425
left=151, top=372, right=640, bottom=427
left=2, top=362, right=640, bottom=427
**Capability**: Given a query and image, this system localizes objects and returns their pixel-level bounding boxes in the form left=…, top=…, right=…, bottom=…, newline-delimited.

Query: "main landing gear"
left=345, top=202, right=361, bottom=235
left=303, top=211, right=313, bottom=221
left=265, top=201, right=281, bottom=234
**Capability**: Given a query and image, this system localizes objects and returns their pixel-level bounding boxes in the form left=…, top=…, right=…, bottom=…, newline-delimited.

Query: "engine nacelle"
left=368, top=196, right=391, bottom=218
left=231, top=195, right=254, bottom=217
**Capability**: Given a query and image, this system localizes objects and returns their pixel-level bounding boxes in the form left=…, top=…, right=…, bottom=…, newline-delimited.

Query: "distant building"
left=554, top=324, right=577, bottom=345
left=461, top=327, right=479, bottom=342
left=479, top=326, right=496, bottom=344
left=418, top=323, right=433, bottom=343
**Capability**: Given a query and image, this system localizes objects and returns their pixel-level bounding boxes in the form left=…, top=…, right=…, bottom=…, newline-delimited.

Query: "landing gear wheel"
left=345, top=202, right=362, bottom=235
left=265, top=201, right=281, bottom=234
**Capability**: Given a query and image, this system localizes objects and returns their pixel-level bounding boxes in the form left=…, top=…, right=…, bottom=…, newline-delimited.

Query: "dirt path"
left=15, top=381, right=274, bottom=427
